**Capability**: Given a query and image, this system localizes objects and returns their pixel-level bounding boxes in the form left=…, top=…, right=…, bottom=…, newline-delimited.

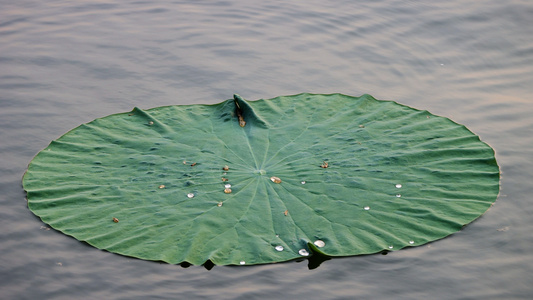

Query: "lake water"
left=1, top=0, right=532, bottom=299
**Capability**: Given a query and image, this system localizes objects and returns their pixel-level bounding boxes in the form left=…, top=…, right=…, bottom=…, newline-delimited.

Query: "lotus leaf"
left=23, top=93, right=500, bottom=265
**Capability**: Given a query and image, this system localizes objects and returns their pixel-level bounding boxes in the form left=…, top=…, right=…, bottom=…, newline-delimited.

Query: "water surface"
left=1, top=1, right=532, bottom=299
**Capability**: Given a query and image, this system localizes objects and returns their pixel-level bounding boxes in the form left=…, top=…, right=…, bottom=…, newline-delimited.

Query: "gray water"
left=1, top=0, right=532, bottom=299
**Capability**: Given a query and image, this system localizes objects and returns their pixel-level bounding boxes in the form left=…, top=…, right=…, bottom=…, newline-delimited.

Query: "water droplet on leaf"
left=270, top=176, right=281, bottom=184
left=275, top=245, right=284, bottom=251
left=187, top=193, right=194, bottom=198
left=299, top=249, right=309, bottom=256
left=314, top=240, right=325, bottom=247
left=364, top=206, right=370, bottom=210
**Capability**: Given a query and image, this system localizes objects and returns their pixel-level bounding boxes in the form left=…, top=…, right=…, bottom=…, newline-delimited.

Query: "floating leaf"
left=23, top=93, right=500, bottom=265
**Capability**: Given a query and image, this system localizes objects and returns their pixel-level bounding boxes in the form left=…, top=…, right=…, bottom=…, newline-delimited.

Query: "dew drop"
left=224, top=188, right=232, bottom=194
left=301, top=181, right=306, bottom=185
left=364, top=206, right=370, bottom=210
left=409, top=240, right=414, bottom=245
left=159, top=184, right=165, bottom=189
left=388, top=245, right=394, bottom=249
left=270, top=176, right=282, bottom=184
left=187, top=193, right=194, bottom=198
left=314, top=240, right=325, bottom=248
left=275, top=245, right=284, bottom=252
left=396, top=194, right=401, bottom=198
left=217, top=202, right=223, bottom=207
left=148, top=121, right=154, bottom=125
left=396, top=184, right=402, bottom=188
left=224, top=184, right=231, bottom=189
left=299, top=249, right=309, bottom=256
left=239, top=261, right=245, bottom=265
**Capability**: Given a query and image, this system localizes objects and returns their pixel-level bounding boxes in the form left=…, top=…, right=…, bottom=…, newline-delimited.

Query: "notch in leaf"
left=234, top=94, right=246, bottom=127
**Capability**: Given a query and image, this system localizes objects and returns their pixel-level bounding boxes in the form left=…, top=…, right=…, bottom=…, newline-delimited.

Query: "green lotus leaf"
left=23, top=93, right=500, bottom=265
